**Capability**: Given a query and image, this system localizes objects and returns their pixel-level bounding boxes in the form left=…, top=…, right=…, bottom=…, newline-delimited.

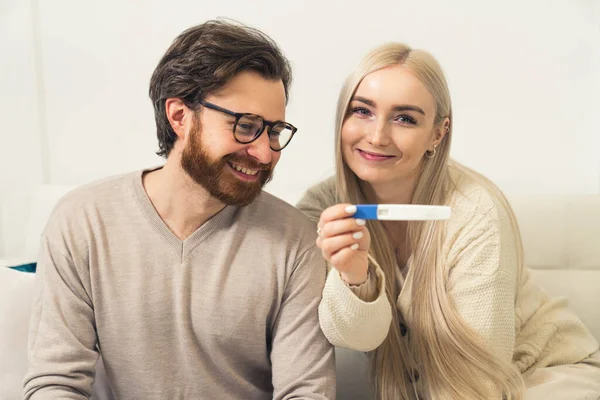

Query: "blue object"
left=8, top=262, right=37, bottom=273
left=354, top=205, right=378, bottom=220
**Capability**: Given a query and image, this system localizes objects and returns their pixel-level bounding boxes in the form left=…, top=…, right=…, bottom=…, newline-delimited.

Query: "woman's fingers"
left=319, top=204, right=358, bottom=226
left=319, top=217, right=366, bottom=240
left=320, top=229, right=369, bottom=260
left=316, top=203, right=371, bottom=283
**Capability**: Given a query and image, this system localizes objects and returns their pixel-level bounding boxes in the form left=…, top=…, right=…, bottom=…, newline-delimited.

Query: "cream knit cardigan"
left=297, top=171, right=599, bottom=395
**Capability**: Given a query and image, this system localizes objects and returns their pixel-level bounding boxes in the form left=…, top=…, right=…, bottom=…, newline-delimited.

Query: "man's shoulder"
left=244, top=191, right=318, bottom=242
left=54, top=171, right=138, bottom=213
left=46, top=170, right=141, bottom=235
left=253, top=191, right=315, bottom=227
left=241, top=192, right=325, bottom=276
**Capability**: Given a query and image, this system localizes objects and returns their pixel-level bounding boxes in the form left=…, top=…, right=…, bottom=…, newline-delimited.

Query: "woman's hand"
left=316, top=204, right=370, bottom=285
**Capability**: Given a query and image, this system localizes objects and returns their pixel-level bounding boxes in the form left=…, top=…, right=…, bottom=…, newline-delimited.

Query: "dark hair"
left=149, top=19, right=292, bottom=157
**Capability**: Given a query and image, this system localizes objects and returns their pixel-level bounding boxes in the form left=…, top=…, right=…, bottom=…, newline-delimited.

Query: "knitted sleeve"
left=297, top=178, right=393, bottom=351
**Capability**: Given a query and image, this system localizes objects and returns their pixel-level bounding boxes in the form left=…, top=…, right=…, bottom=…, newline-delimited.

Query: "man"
left=24, top=19, right=335, bottom=399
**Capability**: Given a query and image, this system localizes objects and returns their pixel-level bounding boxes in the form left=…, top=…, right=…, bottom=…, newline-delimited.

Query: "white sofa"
left=1, top=186, right=599, bottom=399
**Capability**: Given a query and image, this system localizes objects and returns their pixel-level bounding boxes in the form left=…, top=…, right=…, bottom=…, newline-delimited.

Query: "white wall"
left=1, top=0, right=598, bottom=258
left=0, top=0, right=44, bottom=258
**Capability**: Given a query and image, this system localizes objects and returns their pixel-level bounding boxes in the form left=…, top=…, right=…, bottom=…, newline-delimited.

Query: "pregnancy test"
left=354, top=204, right=451, bottom=221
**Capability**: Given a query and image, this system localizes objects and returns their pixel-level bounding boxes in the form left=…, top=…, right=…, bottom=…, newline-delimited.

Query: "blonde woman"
left=297, top=43, right=600, bottom=399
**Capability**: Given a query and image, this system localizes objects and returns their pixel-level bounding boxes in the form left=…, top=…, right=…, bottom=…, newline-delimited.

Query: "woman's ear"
left=165, top=98, right=189, bottom=140
left=433, top=117, right=450, bottom=147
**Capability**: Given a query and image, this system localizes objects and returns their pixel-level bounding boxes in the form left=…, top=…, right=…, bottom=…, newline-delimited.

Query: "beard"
left=181, top=118, right=274, bottom=207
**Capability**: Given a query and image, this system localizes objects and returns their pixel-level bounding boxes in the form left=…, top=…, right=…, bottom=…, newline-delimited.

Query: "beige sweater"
left=24, top=169, right=335, bottom=399
left=297, top=172, right=600, bottom=395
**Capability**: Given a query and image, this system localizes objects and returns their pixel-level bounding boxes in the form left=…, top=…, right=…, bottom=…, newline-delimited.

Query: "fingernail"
left=350, top=243, right=359, bottom=250
left=353, top=231, right=363, bottom=240
left=356, top=219, right=366, bottom=226
left=345, top=205, right=357, bottom=214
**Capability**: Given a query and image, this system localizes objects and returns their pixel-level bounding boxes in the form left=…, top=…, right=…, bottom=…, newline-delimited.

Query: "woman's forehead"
left=354, top=65, right=436, bottom=115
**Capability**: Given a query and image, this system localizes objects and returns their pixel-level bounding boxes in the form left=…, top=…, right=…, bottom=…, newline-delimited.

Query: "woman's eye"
left=395, top=115, right=417, bottom=125
left=351, top=107, right=372, bottom=117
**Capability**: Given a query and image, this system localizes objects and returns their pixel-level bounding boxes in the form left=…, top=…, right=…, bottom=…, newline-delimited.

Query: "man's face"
left=181, top=71, right=286, bottom=206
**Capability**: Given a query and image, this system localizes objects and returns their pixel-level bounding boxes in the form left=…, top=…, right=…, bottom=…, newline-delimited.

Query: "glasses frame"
left=198, top=100, right=297, bottom=151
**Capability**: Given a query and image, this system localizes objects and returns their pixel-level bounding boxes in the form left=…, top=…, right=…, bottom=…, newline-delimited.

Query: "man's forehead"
left=208, top=72, right=286, bottom=120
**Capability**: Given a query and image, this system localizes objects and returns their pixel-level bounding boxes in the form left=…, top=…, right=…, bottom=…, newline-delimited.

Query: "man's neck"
left=143, top=159, right=226, bottom=241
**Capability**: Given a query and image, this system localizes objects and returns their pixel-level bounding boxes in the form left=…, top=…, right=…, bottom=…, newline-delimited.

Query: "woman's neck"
left=359, top=175, right=418, bottom=268
left=361, top=174, right=418, bottom=205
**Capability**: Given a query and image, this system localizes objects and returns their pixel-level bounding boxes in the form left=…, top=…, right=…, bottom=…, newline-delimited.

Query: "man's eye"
left=238, top=123, right=255, bottom=131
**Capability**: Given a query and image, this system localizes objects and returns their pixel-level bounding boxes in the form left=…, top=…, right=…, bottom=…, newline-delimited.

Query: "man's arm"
left=23, top=236, right=98, bottom=399
left=270, top=246, right=336, bottom=400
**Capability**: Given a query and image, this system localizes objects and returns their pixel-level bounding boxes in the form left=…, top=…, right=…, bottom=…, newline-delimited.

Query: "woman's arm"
left=297, top=180, right=392, bottom=351
left=318, top=260, right=392, bottom=351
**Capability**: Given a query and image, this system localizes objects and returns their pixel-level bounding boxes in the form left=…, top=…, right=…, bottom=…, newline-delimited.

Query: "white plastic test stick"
left=354, top=204, right=451, bottom=221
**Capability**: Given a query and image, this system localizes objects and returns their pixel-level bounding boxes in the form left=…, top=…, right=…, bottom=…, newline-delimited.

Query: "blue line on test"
left=354, top=205, right=378, bottom=220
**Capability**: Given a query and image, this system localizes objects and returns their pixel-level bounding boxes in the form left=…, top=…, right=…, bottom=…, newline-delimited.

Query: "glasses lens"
left=269, top=123, right=295, bottom=150
left=234, top=115, right=263, bottom=143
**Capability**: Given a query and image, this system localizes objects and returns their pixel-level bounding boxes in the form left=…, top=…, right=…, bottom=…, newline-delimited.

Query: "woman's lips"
left=357, top=149, right=396, bottom=162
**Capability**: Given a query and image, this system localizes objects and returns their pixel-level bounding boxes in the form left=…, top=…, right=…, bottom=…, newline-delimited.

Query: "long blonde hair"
left=334, top=43, right=524, bottom=399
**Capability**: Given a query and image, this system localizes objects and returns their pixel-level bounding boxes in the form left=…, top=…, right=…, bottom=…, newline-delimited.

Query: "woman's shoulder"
left=444, top=162, right=521, bottom=274
left=445, top=162, right=519, bottom=258
left=447, top=162, right=511, bottom=225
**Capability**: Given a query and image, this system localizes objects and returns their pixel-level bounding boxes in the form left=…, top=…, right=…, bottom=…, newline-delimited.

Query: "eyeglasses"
left=198, top=100, right=297, bottom=151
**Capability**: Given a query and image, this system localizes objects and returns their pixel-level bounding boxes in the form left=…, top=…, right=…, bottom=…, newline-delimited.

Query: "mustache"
left=224, top=154, right=272, bottom=171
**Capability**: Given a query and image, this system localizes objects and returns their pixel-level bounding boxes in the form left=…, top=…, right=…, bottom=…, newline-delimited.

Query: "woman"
left=297, top=43, right=600, bottom=399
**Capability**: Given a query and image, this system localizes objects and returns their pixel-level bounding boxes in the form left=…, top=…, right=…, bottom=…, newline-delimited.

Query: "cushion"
left=8, top=262, right=37, bottom=273
left=530, top=269, right=600, bottom=341
left=0, top=265, right=36, bottom=399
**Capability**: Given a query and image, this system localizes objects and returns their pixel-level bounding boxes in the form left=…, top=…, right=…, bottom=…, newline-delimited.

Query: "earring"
left=425, top=145, right=437, bottom=159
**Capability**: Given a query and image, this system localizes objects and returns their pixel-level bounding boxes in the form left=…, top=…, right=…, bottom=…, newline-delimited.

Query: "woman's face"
left=341, top=65, right=444, bottom=189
